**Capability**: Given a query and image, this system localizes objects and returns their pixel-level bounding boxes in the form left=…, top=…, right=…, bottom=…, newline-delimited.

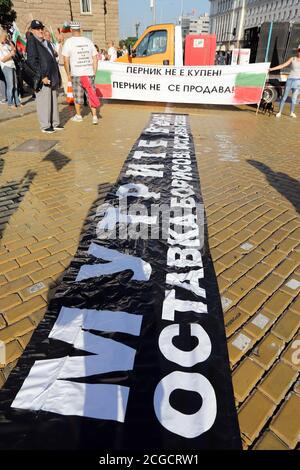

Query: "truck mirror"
left=128, top=45, right=136, bottom=58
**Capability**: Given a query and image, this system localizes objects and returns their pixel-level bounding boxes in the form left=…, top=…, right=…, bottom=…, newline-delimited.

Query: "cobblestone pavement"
left=0, top=100, right=299, bottom=450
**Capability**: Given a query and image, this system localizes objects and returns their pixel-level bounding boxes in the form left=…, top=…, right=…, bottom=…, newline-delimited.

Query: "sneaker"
left=290, top=112, right=297, bottom=118
left=276, top=112, right=281, bottom=118
left=41, top=127, right=56, bottom=134
left=92, top=116, right=98, bottom=125
left=71, top=114, right=83, bottom=122
left=54, top=125, right=64, bottom=130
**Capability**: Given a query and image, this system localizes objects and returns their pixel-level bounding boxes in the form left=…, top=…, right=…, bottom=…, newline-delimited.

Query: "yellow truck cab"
left=117, top=24, right=183, bottom=66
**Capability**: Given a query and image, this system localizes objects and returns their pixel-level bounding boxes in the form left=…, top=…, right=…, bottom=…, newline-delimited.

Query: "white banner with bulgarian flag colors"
left=95, top=61, right=270, bottom=105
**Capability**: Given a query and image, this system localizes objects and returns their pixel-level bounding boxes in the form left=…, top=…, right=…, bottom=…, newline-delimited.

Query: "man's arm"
left=93, top=54, right=98, bottom=76
left=63, top=56, right=71, bottom=80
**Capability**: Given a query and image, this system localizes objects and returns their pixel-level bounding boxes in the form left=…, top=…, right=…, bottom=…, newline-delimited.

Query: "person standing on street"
left=26, top=20, right=63, bottom=133
left=62, top=21, right=100, bottom=125
left=0, top=30, right=21, bottom=109
left=270, top=45, right=300, bottom=118
left=106, top=40, right=117, bottom=62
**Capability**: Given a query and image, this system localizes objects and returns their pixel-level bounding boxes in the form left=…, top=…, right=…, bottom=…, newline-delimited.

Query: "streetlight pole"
left=150, top=0, right=156, bottom=25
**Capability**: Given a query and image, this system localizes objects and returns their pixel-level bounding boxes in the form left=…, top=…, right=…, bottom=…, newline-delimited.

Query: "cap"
left=70, top=21, right=81, bottom=30
left=30, top=20, right=45, bottom=30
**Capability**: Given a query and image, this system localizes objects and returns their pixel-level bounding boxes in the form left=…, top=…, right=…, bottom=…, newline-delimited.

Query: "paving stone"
left=222, top=265, right=245, bottom=283
left=224, top=307, right=249, bottom=338
left=0, top=294, right=22, bottom=313
left=274, top=258, right=299, bottom=278
left=4, top=340, right=23, bottom=364
left=247, top=262, right=273, bottom=282
left=239, top=251, right=265, bottom=269
left=262, top=250, right=286, bottom=268
left=229, top=276, right=257, bottom=297
left=270, top=393, right=300, bottom=448
left=258, top=360, right=298, bottom=404
left=6, top=262, right=41, bottom=282
left=289, top=296, right=300, bottom=315
left=238, top=390, right=276, bottom=445
left=0, top=318, right=34, bottom=343
left=257, top=273, right=284, bottom=296
left=0, top=276, right=32, bottom=299
left=251, top=333, right=285, bottom=370
left=218, top=250, right=243, bottom=268
left=281, top=335, right=300, bottom=371
left=280, top=274, right=300, bottom=297
left=237, top=289, right=268, bottom=317
left=3, top=296, right=46, bottom=325
left=232, top=357, right=264, bottom=403
left=244, top=311, right=276, bottom=341
left=30, top=263, right=65, bottom=283
left=253, top=431, right=289, bottom=450
left=272, top=310, right=300, bottom=343
left=228, top=329, right=255, bottom=365
left=263, top=291, right=294, bottom=317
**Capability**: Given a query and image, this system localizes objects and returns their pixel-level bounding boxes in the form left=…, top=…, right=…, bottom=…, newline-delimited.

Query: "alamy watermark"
left=94, top=198, right=205, bottom=248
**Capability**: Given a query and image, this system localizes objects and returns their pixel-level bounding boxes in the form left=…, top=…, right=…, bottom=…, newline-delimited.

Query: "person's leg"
left=36, top=85, right=52, bottom=129
left=12, top=69, right=20, bottom=106
left=52, top=89, right=60, bottom=127
left=72, top=77, right=84, bottom=117
left=0, top=67, right=6, bottom=102
left=2, top=67, right=14, bottom=105
left=290, top=87, right=300, bottom=115
left=278, top=79, right=292, bottom=113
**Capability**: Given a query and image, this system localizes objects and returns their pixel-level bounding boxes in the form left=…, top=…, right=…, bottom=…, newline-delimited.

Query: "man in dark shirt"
left=26, top=20, right=63, bottom=133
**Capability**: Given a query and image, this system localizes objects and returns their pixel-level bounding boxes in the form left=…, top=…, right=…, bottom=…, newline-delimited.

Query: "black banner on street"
left=0, top=113, right=241, bottom=450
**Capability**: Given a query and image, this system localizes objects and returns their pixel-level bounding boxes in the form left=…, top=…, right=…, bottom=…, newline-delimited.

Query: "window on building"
left=83, top=30, right=93, bottom=40
left=81, top=0, right=92, bottom=14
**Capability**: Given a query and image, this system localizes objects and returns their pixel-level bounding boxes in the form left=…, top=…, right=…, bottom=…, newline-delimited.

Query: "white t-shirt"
left=0, top=43, right=15, bottom=69
left=107, top=46, right=117, bottom=62
left=62, top=36, right=97, bottom=77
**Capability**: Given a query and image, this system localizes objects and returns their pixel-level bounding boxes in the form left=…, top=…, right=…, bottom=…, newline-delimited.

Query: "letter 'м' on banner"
left=0, top=341, right=5, bottom=367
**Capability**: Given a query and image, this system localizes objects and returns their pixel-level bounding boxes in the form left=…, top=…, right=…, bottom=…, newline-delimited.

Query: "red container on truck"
left=184, top=34, right=217, bottom=66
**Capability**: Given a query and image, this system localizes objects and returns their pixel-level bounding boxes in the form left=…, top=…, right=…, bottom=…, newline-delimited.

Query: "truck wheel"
left=262, top=86, right=278, bottom=103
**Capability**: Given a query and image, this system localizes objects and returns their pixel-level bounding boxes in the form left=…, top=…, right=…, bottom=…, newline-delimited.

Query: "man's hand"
left=42, top=77, right=51, bottom=85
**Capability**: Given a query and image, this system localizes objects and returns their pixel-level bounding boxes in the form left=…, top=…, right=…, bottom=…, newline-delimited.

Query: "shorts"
left=71, top=75, right=95, bottom=105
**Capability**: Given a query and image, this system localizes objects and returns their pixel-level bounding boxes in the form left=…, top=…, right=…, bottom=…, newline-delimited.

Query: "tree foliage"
left=121, top=37, right=138, bottom=50
left=0, top=0, right=16, bottom=28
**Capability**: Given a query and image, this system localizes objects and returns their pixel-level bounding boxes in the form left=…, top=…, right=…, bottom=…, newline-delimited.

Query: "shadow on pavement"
left=0, top=170, right=37, bottom=239
left=248, top=159, right=300, bottom=214
left=43, top=150, right=72, bottom=171
left=46, top=182, right=112, bottom=303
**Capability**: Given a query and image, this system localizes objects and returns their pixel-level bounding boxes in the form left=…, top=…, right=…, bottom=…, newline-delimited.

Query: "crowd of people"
left=1, top=19, right=300, bottom=127
left=0, top=20, right=127, bottom=132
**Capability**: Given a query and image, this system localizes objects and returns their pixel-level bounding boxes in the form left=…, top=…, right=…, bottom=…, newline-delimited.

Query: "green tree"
left=0, top=0, right=16, bottom=28
left=123, top=37, right=138, bottom=50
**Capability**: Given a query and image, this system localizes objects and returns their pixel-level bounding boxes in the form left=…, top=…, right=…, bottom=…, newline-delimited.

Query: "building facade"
left=209, top=0, right=300, bottom=48
left=179, top=13, right=211, bottom=39
left=189, top=13, right=210, bottom=34
left=12, top=0, right=119, bottom=47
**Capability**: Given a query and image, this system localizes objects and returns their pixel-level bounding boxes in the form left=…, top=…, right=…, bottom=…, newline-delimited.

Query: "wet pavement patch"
left=13, top=139, right=59, bottom=153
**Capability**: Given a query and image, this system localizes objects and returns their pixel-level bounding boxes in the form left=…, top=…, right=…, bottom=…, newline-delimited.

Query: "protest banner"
left=96, top=62, right=269, bottom=105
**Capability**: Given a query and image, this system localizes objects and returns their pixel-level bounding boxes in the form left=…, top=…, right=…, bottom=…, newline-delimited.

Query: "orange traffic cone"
left=66, top=81, right=74, bottom=104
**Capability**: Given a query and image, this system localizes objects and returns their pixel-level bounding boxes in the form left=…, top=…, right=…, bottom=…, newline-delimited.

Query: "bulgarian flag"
left=233, top=72, right=267, bottom=104
left=12, top=23, right=26, bottom=53
left=95, top=69, right=113, bottom=98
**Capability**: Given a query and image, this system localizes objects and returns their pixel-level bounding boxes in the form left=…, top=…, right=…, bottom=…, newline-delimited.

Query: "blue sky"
left=119, top=0, right=211, bottom=38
